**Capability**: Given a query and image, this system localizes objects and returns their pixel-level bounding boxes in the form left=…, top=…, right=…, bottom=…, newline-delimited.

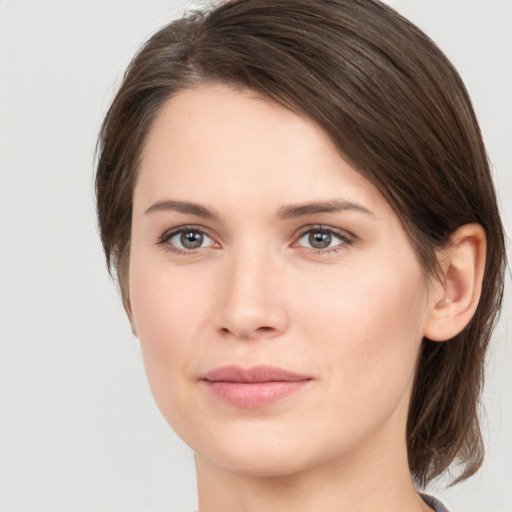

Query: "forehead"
left=135, top=84, right=390, bottom=218
left=140, top=84, right=336, bottom=171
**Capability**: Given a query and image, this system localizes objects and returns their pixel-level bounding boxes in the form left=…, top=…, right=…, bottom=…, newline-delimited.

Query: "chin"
left=201, top=446, right=316, bottom=478
left=189, top=423, right=332, bottom=478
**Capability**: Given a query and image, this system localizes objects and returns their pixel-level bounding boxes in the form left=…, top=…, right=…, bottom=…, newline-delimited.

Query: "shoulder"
left=420, top=492, right=451, bottom=512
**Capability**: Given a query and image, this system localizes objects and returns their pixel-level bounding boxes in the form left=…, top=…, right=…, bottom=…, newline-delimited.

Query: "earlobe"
left=424, top=223, right=486, bottom=342
left=123, top=296, right=138, bottom=337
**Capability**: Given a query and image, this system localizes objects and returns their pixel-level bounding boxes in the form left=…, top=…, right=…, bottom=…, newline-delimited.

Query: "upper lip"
left=202, top=365, right=311, bottom=383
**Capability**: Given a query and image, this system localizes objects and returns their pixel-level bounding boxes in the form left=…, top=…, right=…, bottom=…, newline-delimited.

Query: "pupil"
left=181, top=231, right=203, bottom=249
left=309, top=231, right=331, bottom=249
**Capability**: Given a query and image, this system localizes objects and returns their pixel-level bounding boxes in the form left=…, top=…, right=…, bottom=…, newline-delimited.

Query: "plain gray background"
left=0, top=1, right=510, bottom=511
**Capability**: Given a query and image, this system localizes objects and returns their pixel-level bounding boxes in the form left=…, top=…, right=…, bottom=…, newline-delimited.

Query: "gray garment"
left=192, top=493, right=451, bottom=512
left=421, top=492, right=451, bottom=512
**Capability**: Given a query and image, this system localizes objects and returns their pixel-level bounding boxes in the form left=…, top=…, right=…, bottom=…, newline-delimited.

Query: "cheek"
left=128, top=236, right=216, bottom=346
left=297, top=254, right=426, bottom=338
left=127, top=257, right=210, bottom=421
left=294, top=257, right=428, bottom=413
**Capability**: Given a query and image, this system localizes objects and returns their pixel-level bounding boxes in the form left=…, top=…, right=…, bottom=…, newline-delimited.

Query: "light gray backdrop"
left=0, top=1, right=510, bottom=511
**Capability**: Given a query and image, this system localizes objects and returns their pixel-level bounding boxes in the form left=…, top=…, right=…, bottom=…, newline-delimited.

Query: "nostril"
left=256, top=326, right=274, bottom=333
left=218, top=325, right=275, bottom=338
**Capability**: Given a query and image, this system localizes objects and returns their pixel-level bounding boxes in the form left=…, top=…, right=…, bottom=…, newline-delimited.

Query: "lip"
left=200, top=365, right=312, bottom=408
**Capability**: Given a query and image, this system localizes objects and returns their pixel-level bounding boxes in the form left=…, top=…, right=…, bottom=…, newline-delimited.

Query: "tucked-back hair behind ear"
left=95, top=0, right=506, bottom=486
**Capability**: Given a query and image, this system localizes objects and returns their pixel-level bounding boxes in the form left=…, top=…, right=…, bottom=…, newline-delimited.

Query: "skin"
left=127, top=84, right=463, bottom=512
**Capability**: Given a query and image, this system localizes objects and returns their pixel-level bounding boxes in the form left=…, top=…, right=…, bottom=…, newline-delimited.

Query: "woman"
left=95, top=1, right=506, bottom=511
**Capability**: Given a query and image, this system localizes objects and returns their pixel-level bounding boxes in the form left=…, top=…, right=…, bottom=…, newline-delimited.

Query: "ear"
left=118, top=259, right=138, bottom=337
left=121, top=285, right=138, bottom=337
left=424, top=223, right=486, bottom=342
left=124, top=297, right=138, bottom=337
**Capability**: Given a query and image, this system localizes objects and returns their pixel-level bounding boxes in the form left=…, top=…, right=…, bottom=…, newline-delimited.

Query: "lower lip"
left=203, top=380, right=310, bottom=408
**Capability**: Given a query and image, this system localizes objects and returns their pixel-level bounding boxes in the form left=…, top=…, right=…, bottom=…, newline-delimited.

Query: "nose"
left=214, top=247, right=290, bottom=340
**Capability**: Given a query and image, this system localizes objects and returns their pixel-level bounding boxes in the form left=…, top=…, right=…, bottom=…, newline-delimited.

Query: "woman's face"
left=129, top=84, right=435, bottom=477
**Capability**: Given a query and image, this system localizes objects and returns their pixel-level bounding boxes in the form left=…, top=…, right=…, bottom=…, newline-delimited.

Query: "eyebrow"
left=144, top=200, right=220, bottom=220
left=144, top=198, right=375, bottom=220
left=277, top=199, right=375, bottom=219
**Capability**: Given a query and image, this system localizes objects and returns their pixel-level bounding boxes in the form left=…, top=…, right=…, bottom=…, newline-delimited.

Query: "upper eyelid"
left=157, top=225, right=218, bottom=254
left=294, top=224, right=355, bottom=240
left=157, top=223, right=355, bottom=248
left=159, top=223, right=351, bottom=235
left=292, top=225, right=356, bottom=253
left=160, top=224, right=212, bottom=240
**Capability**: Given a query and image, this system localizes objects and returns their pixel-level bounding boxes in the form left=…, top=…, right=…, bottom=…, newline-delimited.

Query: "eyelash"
left=294, top=225, right=355, bottom=254
left=157, top=225, right=216, bottom=255
left=156, top=224, right=355, bottom=256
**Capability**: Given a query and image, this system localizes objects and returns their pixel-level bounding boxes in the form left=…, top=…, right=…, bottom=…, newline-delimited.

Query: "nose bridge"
left=216, top=239, right=288, bottom=339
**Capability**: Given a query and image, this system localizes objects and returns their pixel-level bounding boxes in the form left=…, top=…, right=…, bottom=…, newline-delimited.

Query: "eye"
left=159, top=226, right=217, bottom=253
left=295, top=226, right=353, bottom=252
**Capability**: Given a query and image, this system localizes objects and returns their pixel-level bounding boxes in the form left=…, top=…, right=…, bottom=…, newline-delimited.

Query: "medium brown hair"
left=95, top=0, right=506, bottom=486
